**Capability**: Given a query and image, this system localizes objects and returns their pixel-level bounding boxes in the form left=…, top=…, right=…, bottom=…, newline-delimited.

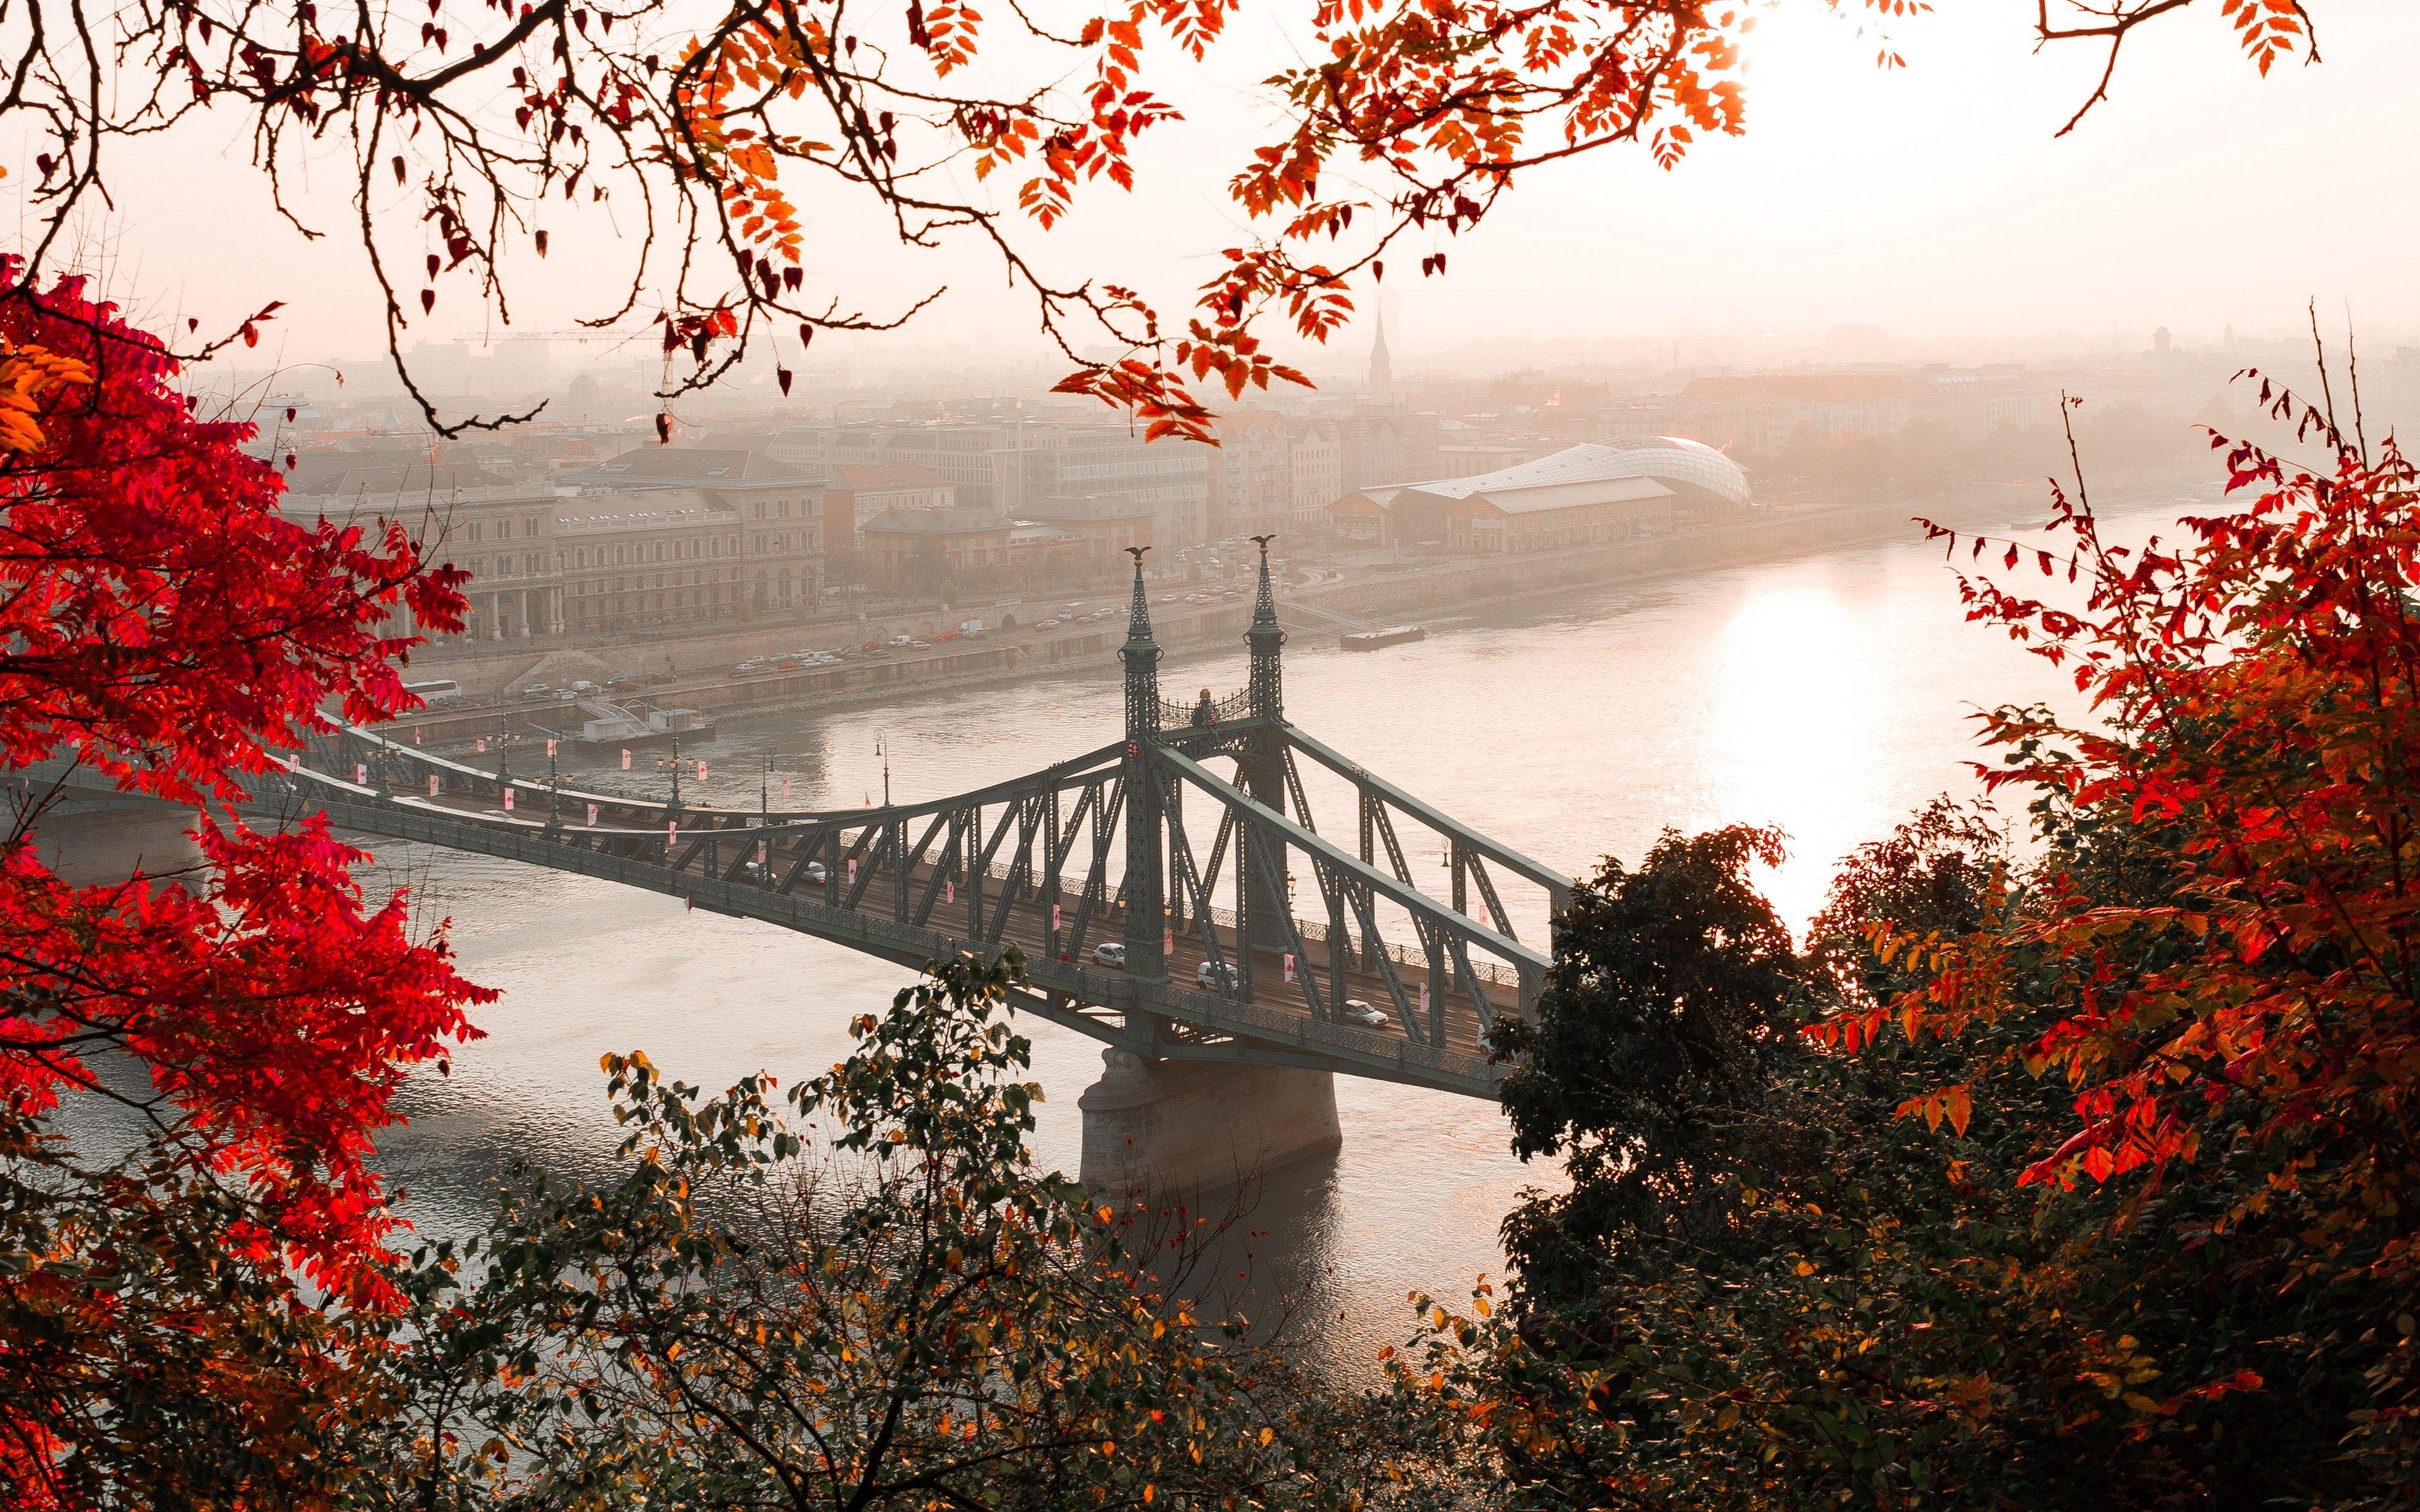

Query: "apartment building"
left=570, top=447, right=827, bottom=610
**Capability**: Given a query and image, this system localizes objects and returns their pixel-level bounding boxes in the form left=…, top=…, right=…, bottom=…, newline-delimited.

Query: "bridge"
left=236, top=546, right=1570, bottom=1185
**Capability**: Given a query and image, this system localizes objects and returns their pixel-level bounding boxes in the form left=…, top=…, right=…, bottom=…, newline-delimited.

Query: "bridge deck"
left=401, top=788, right=1512, bottom=1066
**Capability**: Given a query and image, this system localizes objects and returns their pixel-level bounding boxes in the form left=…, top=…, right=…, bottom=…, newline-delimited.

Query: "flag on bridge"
left=697, top=760, right=707, bottom=780
left=1282, top=953, right=1295, bottom=983
left=428, top=776, right=439, bottom=798
left=781, top=776, right=791, bottom=799
left=413, top=727, right=422, bottom=746
left=1165, top=927, right=1174, bottom=954
left=667, top=822, right=678, bottom=848
left=1051, top=903, right=1062, bottom=933
left=355, top=762, right=367, bottom=786
left=587, top=803, right=599, bottom=827
left=546, top=738, right=557, bottom=757
left=848, top=857, right=858, bottom=883
left=944, top=879, right=954, bottom=905
left=758, top=840, right=768, bottom=866
left=503, top=788, right=514, bottom=812
left=621, top=748, right=632, bottom=770
left=1417, top=983, right=1429, bottom=1016
left=476, top=738, right=487, bottom=753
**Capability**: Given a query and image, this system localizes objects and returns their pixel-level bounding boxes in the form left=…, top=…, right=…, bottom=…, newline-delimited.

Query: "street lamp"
left=653, top=729, right=686, bottom=815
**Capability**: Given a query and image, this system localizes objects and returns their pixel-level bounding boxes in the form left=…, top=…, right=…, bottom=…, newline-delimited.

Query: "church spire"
left=1367, top=311, right=1393, bottom=392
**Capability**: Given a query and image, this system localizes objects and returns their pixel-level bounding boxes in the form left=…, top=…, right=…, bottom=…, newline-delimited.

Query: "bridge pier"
left=1077, top=1048, right=1341, bottom=1195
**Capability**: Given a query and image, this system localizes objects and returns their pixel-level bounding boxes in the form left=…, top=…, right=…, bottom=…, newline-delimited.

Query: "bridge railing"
left=1151, top=978, right=1501, bottom=1086
left=1155, top=689, right=1253, bottom=731
left=1178, top=900, right=1522, bottom=991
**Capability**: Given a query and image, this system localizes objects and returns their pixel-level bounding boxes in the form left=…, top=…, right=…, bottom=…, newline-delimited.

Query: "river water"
left=45, top=479, right=2210, bottom=1381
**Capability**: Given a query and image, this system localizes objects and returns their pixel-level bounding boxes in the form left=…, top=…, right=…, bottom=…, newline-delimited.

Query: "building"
left=1441, top=476, right=1674, bottom=553
left=1335, top=408, right=1405, bottom=493
left=571, top=447, right=827, bottom=611
left=763, top=420, right=1211, bottom=548
left=282, top=473, right=565, bottom=641
left=1031, top=429, right=1210, bottom=549
left=1021, top=493, right=1156, bottom=582
left=821, top=462, right=954, bottom=558
left=1328, top=440, right=1748, bottom=550
left=1676, top=374, right=1936, bottom=453
left=1367, top=315, right=1393, bottom=392
left=1207, top=411, right=1294, bottom=542
left=553, top=490, right=748, bottom=633
left=857, top=504, right=1016, bottom=588
left=1286, top=418, right=1340, bottom=539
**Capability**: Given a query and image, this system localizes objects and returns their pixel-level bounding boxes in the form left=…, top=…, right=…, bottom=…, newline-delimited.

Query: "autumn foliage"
left=0, top=273, right=490, bottom=1508
left=1390, top=390, right=2420, bottom=1507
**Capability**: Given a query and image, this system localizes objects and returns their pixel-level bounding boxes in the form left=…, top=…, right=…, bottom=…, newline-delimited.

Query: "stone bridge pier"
left=1077, top=1049, right=1340, bottom=1194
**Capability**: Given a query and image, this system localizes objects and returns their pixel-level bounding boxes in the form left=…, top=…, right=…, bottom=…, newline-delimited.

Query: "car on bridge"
left=1091, top=942, right=1126, bottom=969
left=804, top=861, right=828, bottom=885
left=1341, top=999, right=1388, bottom=1029
left=1194, top=960, right=1238, bottom=992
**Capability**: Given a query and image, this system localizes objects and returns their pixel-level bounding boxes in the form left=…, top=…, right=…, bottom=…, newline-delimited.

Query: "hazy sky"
left=58, top=0, right=2420, bottom=382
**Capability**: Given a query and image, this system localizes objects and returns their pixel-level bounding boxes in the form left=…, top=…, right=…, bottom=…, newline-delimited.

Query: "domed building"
left=1327, top=439, right=1751, bottom=552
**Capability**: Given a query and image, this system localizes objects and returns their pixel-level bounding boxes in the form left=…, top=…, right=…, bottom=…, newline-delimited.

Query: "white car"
left=804, top=861, right=829, bottom=885
left=886, top=634, right=913, bottom=647
left=1091, top=942, right=1126, bottom=969
left=1195, top=960, right=1239, bottom=992
left=1341, top=999, right=1388, bottom=1029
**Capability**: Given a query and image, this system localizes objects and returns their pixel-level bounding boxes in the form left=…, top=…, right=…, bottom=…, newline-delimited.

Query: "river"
left=43, top=478, right=2210, bottom=1382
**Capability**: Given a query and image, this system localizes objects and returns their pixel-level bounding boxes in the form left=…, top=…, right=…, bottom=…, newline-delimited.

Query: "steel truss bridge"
left=246, top=551, right=1569, bottom=1098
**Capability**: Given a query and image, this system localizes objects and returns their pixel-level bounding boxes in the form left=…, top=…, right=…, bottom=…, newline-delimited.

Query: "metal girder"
left=1464, top=849, right=1516, bottom=945
left=1161, top=770, right=1231, bottom=981
left=1281, top=747, right=1317, bottom=837
left=1283, top=726, right=1572, bottom=905
left=1241, top=811, right=1327, bottom=1020
left=1152, top=747, right=1546, bottom=976
left=1335, top=861, right=1419, bottom=1041
left=909, top=809, right=965, bottom=927
left=776, top=830, right=826, bottom=895
left=841, top=825, right=880, bottom=912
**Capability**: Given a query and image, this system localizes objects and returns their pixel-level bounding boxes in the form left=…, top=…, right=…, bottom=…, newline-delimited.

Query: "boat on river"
left=1340, top=625, right=1426, bottom=652
left=570, top=701, right=717, bottom=749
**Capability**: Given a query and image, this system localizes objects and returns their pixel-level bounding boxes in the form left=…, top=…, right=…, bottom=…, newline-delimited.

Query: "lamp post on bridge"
left=654, top=730, right=686, bottom=816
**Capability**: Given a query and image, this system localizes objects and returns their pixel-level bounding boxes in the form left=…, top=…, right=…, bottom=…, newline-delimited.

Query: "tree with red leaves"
left=1389, top=363, right=2420, bottom=1506
left=0, top=268, right=492, bottom=1509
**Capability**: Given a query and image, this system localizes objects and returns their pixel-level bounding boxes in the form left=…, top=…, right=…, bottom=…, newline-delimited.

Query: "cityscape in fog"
left=222, top=311, right=2415, bottom=718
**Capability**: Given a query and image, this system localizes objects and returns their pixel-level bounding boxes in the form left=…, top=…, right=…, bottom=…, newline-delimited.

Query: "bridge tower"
left=1080, top=536, right=1340, bottom=1195
left=1236, top=537, right=1293, bottom=980
left=1119, top=549, right=1167, bottom=982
